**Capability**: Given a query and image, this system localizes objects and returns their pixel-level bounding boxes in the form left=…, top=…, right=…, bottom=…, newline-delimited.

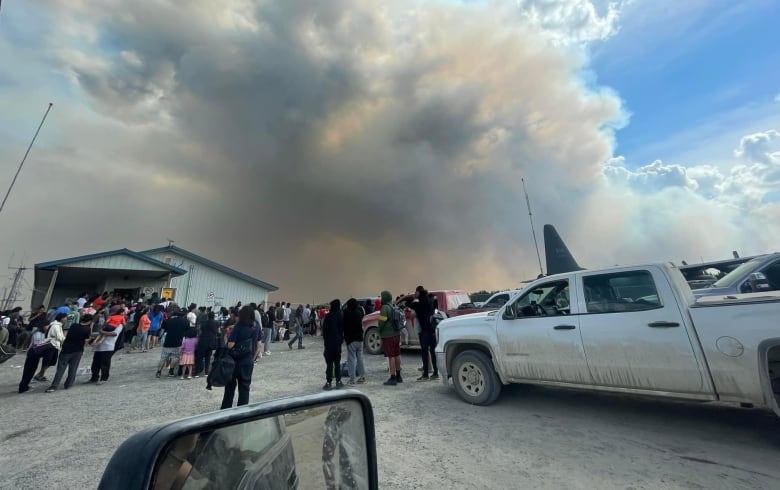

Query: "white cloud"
left=774, top=93, right=780, bottom=102
left=514, top=0, right=629, bottom=44
left=734, top=129, right=780, bottom=165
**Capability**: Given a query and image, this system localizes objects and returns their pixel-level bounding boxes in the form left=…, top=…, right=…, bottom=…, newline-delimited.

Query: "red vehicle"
left=361, top=290, right=471, bottom=354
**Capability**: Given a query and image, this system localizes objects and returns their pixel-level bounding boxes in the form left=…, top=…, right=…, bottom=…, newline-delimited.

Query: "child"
left=179, top=327, right=198, bottom=379
left=93, top=306, right=125, bottom=346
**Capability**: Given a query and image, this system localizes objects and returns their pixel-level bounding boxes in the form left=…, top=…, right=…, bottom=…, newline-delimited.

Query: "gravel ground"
left=1, top=337, right=779, bottom=489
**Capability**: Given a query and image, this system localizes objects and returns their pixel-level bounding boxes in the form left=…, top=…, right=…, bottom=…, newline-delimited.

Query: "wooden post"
left=42, top=268, right=59, bottom=309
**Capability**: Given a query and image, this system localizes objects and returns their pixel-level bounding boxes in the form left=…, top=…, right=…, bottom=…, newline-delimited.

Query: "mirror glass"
left=152, top=399, right=369, bottom=490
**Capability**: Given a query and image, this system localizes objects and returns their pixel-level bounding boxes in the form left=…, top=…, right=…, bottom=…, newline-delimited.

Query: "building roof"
left=140, top=245, right=279, bottom=291
left=35, top=248, right=188, bottom=275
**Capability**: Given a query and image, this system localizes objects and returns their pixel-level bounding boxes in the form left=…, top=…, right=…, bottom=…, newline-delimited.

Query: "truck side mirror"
left=98, top=391, right=378, bottom=489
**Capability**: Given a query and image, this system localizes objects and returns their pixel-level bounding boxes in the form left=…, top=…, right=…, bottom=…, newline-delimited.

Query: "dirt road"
left=1, top=338, right=778, bottom=489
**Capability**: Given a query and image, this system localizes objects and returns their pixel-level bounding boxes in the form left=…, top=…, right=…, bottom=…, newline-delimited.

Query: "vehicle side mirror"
left=98, top=391, right=378, bottom=490
left=502, top=305, right=516, bottom=320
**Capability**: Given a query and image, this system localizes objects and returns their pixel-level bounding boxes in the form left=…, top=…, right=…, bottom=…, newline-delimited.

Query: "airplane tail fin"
left=543, top=224, right=584, bottom=275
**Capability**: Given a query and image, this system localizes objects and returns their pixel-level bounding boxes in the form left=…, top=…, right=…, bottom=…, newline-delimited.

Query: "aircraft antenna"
left=522, top=177, right=544, bottom=277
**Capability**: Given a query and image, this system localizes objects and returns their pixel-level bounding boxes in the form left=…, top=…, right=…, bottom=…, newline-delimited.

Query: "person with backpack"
left=220, top=306, right=260, bottom=409
left=378, top=290, right=402, bottom=386
left=409, top=286, right=438, bottom=381
left=260, top=305, right=273, bottom=356
left=343, top=298, right=366, bottom=385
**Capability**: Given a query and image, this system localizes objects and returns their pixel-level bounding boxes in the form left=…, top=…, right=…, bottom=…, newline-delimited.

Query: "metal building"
left=33, top=246, right=278, bottom=309
left=141, top=245, right=278, bottom=309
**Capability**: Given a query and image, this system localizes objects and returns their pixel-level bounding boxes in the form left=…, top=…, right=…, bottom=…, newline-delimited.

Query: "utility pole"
left=0, top=103, right=54, bottom=217
left=2, top=266, right=26, bottom=310
left=521, top=177, right=544, bottom=277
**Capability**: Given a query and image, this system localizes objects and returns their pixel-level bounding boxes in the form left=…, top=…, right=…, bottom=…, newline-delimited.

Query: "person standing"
left=343, top=298, right=366, bottom=385
left=302, top=304, right=311, bottom=335
left=409, top=286, right=437, bottom=381
left=134, top=307, right=151, bottom=351
left=147, top=305, right=164, bottom=349
left=194, top=311, right=219, bottom=376
left=46, top=314, right=93, bottom=392
left=221, top=306, right=260, bottom=409
left=259, top=305, right=272, bottom=356
left=378, top=291, right=402, bottom=385
left=186, top=304, right=198, bottom=328
left=287, top=304, right=305, bottom=350
left=322, top=299, right=344, bottom=390
left=88, top=316, right=123, bottom=384
left=283, top=302, right=291, bottom=329
left=156, top=309, right=188, bottom=378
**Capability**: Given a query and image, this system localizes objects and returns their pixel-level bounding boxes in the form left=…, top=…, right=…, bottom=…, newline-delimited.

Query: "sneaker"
left=34, top=375, right=48, bottom=382
left=430, top=373, right=440, bottom=381
left=323, top=382, right=332, bottom=390
left=264, top=351, right=271, bottom=355
left=416, top=375, right=430, bottom=382
left=396, top=373, right=403, bottom=383
left=336, top=381, right=344, bottom=389
left=187, top=376, right=192, bottom=380
left=193, top=375, right=200, bottom=378
left=298, top=346, right=305, bottom=350
left=45, top=387, right=56, bottom=393
left=383, top=377, right=397, bottom=386
left=168, top=372, right=176, bottom=377
left=357, top=377, right=366, bottom=384
left=180, top=376, right=185, bottom=380
left=288, top=344, right=293, bottom=350
left=156, top=371, right=161, bottom=378
left=86, top=378, right=98, bottom=384
left=348, top=379, right=356, bottom=385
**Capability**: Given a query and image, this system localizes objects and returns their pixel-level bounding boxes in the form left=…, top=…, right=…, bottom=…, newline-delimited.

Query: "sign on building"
left=206, top=291, right=216, bottom=301
left=161, top=288, right=177, bottom=300
left=143, top=286, right=155, bottom=296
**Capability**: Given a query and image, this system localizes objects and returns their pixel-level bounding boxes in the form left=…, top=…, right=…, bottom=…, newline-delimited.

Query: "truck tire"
left=452, top=350, right=501, bottom=406
left=364, top=327, right=383, bottom=355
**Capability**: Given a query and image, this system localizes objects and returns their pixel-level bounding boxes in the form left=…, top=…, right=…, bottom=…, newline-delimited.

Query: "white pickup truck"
left=435, top=263, right=780, bottom=417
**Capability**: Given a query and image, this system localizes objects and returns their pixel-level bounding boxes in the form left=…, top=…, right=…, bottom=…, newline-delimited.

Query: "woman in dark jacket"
left=322, top=299, right=344, bottom=390
left=221, top=306, right=260, bottom=409
left=343, top=298, right=366, bottom=384
left=195, top=311, right=220, bottom=376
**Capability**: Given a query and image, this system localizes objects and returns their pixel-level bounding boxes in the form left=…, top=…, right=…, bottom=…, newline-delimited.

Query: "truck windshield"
left=712, top=256, right=766, bottom=288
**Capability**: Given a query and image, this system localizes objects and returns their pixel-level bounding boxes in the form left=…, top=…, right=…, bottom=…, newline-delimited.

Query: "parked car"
left=361, top=290, right=471, bottom=354
left=435, top=262, right=780, bottom=419
left=692, top=252, right=780, bottom=298
left=452, top=289, right=524, bottom=316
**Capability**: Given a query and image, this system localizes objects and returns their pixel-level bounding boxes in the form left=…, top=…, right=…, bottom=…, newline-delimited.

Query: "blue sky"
left=590, top=0, right=780, bottom=168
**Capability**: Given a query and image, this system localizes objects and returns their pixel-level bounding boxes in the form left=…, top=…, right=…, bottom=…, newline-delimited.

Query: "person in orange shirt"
left=135, top=307, right=151, bottom=352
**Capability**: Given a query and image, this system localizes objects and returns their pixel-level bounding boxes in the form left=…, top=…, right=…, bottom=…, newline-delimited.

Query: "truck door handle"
left=648, top=321, right=680, bottom=328
left=554, top=324, right=576, bottom=330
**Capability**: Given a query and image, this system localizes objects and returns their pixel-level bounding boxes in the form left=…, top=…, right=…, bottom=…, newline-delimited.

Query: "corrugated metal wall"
left=144, top=251, right=270, bottom=308
left=65, top=255, right=164, bottom=271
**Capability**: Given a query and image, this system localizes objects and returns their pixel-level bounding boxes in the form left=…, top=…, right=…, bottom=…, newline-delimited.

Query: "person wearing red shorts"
left=378, top=290, right=402, bottom=385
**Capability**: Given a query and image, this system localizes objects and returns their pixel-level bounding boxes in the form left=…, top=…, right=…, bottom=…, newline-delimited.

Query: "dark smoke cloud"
left=2, top=0, right=626, bottom=302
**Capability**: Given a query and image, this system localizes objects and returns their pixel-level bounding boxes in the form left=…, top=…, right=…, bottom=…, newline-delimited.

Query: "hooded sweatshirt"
left=343, top=298, right=364, bottom=344
left=378, top=291, right=397, bottom=339
left=322, top=299, right=344, bottom=352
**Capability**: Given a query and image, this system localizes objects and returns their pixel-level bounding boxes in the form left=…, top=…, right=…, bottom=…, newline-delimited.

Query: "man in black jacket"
left=322, top=299, right=344, bottom=390
left=409, top=286, right=438, bottom=381
left=343, top=298, right=366, bottom=385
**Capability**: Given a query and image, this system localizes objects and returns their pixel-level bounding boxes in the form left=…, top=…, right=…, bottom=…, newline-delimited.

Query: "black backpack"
left=207, top=352, right=235, bottom=389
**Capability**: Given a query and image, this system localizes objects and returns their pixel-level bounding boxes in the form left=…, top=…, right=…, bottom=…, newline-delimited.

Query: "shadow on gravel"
left=436, top=381, right=780, bottom=449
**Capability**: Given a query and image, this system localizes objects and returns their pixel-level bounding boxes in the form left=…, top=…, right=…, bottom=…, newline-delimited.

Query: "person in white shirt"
left=77, top=295, right=88, bottom=309
left=283, top=303, right=291, bottom=327
left=89, top=322, right=123, bottom=384
left=33, top=313, right=66, bottom=382
left=186, top=304, right=198, bottom=328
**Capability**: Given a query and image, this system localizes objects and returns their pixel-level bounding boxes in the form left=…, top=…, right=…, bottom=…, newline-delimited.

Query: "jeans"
left=325, top=350, right=341, bottom=383
left=262, top=328, right=272, bottom=352
left=91, top=351, right=113, bottom=381
left=50, top=351, right=83, bottom=389
left=288, top=325, right=303, bottom=348
left=135, top=330, right=148, bottom=350
left=420, top=329, right=438, bottom=377
left=346, top=341, right=365, bottom=381
left=221, top=364, right=253, bottom=409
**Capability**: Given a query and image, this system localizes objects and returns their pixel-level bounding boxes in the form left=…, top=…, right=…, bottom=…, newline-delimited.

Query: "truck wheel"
left=452, top=350, right=501, bottom=406
left=364, top=327, right=383, bottom=355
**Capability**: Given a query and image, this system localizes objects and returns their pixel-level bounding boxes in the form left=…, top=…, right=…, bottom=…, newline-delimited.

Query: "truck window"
left=485, top=293, right=509, bottom=308
left=447, top=293, right=472, bottom=311
left=583, top=270, right=662, bottom=313
left=504, top=280, right=569, bottom=319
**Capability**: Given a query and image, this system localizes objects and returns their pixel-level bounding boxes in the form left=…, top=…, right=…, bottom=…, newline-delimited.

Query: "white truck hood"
left=440, top=310, right=497, bottom=327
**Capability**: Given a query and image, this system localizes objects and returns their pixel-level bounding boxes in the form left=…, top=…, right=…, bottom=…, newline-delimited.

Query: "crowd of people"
left=1, top=285, right=447, bottom=407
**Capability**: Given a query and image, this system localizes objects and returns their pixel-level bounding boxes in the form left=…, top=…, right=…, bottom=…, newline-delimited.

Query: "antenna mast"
left=2, top=266, right=26, bottom=310
left=521, top=177, right=544, bottom=277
